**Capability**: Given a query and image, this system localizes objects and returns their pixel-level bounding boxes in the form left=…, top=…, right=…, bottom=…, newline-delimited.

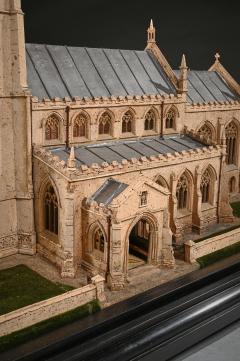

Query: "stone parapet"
left=33, top=140, right=223, bottom=182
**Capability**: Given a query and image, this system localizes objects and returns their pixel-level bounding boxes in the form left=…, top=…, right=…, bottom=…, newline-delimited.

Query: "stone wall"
left=0, top=275, right=105, bottom=337
left=184, top=227, right=240, bottom=264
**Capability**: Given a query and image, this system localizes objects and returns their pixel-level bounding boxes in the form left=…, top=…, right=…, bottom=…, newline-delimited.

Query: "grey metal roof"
left=174, top=70, right=239, bottom=103
left=26, top=44, right=176, bottom=100
left=90, top=178, right=128, bottom=205
left=50, top=134, right=205, bottom=167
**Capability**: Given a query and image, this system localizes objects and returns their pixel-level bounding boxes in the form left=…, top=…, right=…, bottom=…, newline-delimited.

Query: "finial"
left=67, top=146, right=76, bottom=168
left=147, top=19, right=156, bottom=44
left=180, top=54, right=187, bottom=69
left=215, top=52, right=220, bottom=62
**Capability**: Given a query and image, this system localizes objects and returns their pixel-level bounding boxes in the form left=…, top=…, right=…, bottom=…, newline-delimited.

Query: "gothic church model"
left=1, top=0, right=240, bottom=290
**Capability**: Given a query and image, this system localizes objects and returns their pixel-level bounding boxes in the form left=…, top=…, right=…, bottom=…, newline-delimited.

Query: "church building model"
left=1, top=0, right=240, bottom=290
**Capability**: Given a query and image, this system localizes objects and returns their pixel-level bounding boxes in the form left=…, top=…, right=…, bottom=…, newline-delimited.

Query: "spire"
left=179, top=53, right=188, bottom=94
left=67, top=147, right=76, bottom=169
left=147, top=19, right=156, bottom=45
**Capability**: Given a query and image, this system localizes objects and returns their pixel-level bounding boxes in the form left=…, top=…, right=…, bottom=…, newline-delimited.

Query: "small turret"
left=147, top=19, right=156, bottom=45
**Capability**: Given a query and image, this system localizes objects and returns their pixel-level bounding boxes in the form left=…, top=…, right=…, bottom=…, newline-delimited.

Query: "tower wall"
left=0, top=0, right=35, bottom=257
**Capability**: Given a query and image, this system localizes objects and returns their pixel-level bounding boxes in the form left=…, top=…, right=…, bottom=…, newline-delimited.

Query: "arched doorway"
left=128, top=219, right=151, bottom=269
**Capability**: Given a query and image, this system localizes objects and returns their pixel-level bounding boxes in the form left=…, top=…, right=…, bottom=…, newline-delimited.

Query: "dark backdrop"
left=22, top=0, right=240, bottom=83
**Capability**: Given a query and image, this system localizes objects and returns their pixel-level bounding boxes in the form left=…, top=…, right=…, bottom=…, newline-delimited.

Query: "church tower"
left=0, top=0, right=35, bottom=256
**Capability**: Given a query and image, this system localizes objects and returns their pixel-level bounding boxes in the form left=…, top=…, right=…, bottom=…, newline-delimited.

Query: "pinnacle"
left=180, top=54, right=187, bottom=69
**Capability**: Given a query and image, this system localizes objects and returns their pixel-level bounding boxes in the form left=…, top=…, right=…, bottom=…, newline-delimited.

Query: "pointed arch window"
left=44, top=184, right=58, bottom=235
left=156, top=176, right=168, bottom=189
left=45, top=115, right=59, bottom=140
left=73, top=113, right=87, bottom=138
left=176, top=174, right=188, bottom=210
left=93, top=227, right=105, bottom=252
left=197, top=124, right=213, bottom=140
left=144, top=110, right=155, bottom=131
left=226, top=122, right=237, bottom=165
left=122, top=111, right=133, bottom=133
left=166, top=109, right=176, bottom=129
left=200, top=169, right=211, bottom=203
left=99, top=112, right=112, bottom=135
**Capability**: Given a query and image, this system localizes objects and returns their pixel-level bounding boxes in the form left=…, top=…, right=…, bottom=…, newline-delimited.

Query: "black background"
left=21, top=0, right=240, bottom=83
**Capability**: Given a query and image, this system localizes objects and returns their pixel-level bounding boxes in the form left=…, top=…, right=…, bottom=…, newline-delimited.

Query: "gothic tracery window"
left=226, top=122, right=237, bottom=165
left=44, top=184, right=58, bottom=235
left=200, top=169, right=211, bottom=203
left=73, top=113, right=87, bottom=138
left=122, top=111, right=133, bottom=133
left=166, top=109, right=176, bottom=129
left=99, top=112, right=112, bottom=135
left=144, top=110, right=155, bottom=131
left=93, top=227, right=105, bottom=252
left=197, top=124, right=213, bottom=140
left=45, top=115, right=59, bottom=140
left=176, top=174, right=189, bottom=210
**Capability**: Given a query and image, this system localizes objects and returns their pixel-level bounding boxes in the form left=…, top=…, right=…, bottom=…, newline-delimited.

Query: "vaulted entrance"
left=128, top=219, right=150, bottom=269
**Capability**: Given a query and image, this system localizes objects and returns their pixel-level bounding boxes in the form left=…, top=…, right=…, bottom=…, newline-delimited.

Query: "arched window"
left=156, top=176, right=168, bottom=189
left=176, top=174, right=188, bottom=210
left=166, top=109, right=176, bottom=129
left=122, top=111, right=133, bottom=133
left=144, top=110, right=155, bottom=131
left=99, top=112, right=112, bottom=135
left=44, top=184, right=58, bottom=235
left=45, top=115, right=59, bottom=140
left=73, top=113, right=87, bottom=137
left=229, top=176, right=236, bottom=193
left=226, top=122, right=237, bottom=165
left=200, top=169, right=211, bottom=203
left=93, top=227, right=105, bottom=252
left=197, top=124, right=213, bottom=140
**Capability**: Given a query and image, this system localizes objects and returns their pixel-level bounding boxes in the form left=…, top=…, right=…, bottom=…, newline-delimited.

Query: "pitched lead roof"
left=26, top=44, right=176, bottom=100
left=26, top=44, right=239, bottom=103
left=174, top=70, right=239, bottom=103
left=50, top=134, right=205, bottom=167
left=90, top=178, right=128, bottom=205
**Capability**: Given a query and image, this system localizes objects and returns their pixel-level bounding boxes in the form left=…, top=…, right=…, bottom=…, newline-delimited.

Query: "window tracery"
left=44, top=184, right=58, bottom=235
left=93, top=228, right=105, bottom=252
left=45, top=115, right=59, bottom=140
left=200, top=169, right=211, bottom=203
left=226, top=122, right=237, bottom=165
left=73, top=113, right=87, bottom=137
left=166, top=109, right=175, bottom=129
left=176, top=174, right=188, bottom=210
left=122, top=111, right=133, bottom=133
left=99, top=112, right=112, bottom=135
left=144, top=110, right=155, bottom=131
left=197, top=124, right=213, bottom=140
